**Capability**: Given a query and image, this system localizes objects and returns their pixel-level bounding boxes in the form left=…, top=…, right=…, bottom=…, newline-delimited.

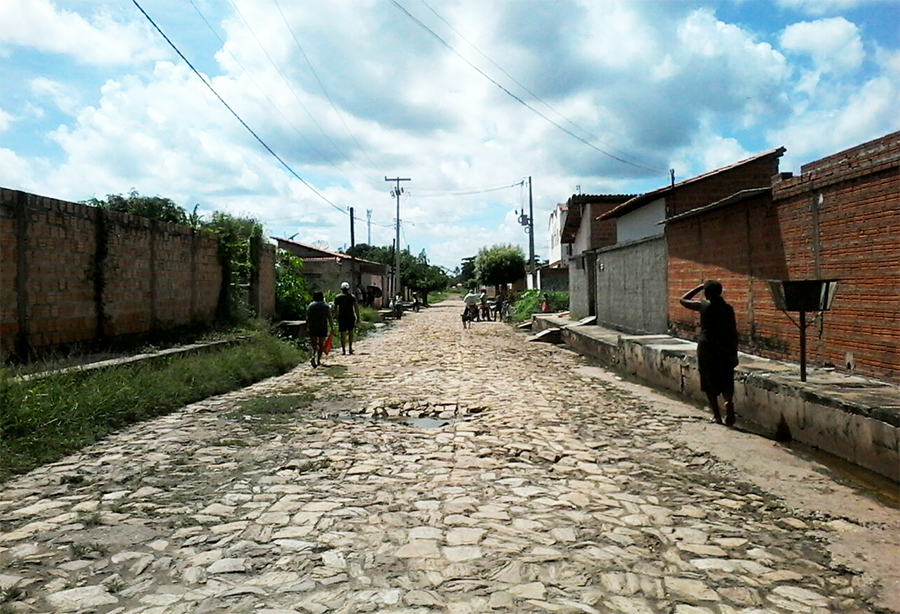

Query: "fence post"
left=14, top=191, right=31, bottom=358
left=249, top=235, right=261, bottom=317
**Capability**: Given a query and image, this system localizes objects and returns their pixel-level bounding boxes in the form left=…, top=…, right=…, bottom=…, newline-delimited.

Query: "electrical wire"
left=132, top=0, right=347, bottom=215
left=418, top=0, right=664, bottom=173
left=388, top=0, right=665, bottom=174
left=187, top=0, right=333, bottom=164
left=272, top=0, right=386, bottom=179
left=411, top=181, right=523, bottom=197
left=225, top=0, right=358, bottom=169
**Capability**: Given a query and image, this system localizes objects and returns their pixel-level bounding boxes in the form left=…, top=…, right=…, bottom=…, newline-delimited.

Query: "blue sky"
left=1, top=0, right=898, bottom=269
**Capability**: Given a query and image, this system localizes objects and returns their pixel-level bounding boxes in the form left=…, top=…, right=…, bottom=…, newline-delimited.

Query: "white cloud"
left=0, top=107, right=13, bottom=132
left=780, top=17, right=864, bottom=73
left=0, top=147, right=36, bottom=190
left=30, top=78, right=79, bottom=115
left=769, top=75, right=900, bottom=170
left=0, top=0, right=165, bottom=65
left=776, top=0, right=885, bottom=15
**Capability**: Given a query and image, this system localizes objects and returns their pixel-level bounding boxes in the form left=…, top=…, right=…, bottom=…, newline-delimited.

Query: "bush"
left=512, top=290, right=569, bottom=323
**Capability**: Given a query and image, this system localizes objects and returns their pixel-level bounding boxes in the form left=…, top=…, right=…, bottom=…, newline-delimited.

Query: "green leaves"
left=475, top=244, right=526, bottom=287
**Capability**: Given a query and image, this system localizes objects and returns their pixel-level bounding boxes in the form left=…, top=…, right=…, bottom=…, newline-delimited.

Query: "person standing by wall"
left=680, top=280, right=739, bottom=426
left=307, top=291, right=333, bottom=368
left=334, top=281, right=361, bottom=355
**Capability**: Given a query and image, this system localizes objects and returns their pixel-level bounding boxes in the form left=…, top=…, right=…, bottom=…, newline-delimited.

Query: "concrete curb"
left=532, top=314, right=899, bottom=482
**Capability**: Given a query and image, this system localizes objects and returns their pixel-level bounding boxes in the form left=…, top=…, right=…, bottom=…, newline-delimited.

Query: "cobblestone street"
left=1, top=300, right=897, bottom=614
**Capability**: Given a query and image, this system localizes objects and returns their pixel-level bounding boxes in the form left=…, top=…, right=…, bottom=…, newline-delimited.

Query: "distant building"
left=560, top=194, right=633, bottom=318
left=274, top=238, right=389, bottom=307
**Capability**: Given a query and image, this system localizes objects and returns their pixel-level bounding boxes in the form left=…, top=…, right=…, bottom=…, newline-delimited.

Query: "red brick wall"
left=588, top=202, right=619, bottom=249
left=0, top=188, right=227, bottom=358
left=668, top=132, right=900, bottom=381
left=668, top=153, right=782, bottom=217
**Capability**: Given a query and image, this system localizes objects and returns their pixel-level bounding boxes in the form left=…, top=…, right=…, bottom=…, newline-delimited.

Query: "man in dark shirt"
left=680, top=280, right=739, bottom=426
left=334, top=281, right=361, bottom=355
left=306, top=291, right=332, bottom=368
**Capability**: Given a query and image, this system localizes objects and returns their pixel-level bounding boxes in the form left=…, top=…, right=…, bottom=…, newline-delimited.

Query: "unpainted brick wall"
left=0, top=188, right=229, bottom=358
left=668, top=131, right=900, bottom=381
left=257, top=242, right=276, bottom=319
left=668, top=153, right=782, bottom=217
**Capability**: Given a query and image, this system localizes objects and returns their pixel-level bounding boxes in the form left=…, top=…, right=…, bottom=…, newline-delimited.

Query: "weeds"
left=0, top=332, right=302, bottom=481
left=70, top=542, right=106, bottom=558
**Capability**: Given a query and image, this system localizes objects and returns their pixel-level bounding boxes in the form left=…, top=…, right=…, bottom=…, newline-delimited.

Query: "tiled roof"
left=273, top=237, right=384, bottom=267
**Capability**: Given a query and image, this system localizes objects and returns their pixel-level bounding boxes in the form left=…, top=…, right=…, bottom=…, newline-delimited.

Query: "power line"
left=187, top=0, right=333, bottom=164
left=418, top=0, right=664, bottom=173
left=225, top=0, right=356, bottom=168
left=272, top=0, right=385, bottom=179
left=411, top=181, right=523, bottom=197
left=132, top=0, right=347, bottom=216
left=387, top=0, right=665, bottom=175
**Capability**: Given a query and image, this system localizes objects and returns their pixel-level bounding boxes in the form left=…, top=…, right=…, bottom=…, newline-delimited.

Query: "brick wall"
left=668, top=152, right=782, bottom=216
left=0, top=188, right=235, bottom=358
left=668, top=131, right=900, bottom=381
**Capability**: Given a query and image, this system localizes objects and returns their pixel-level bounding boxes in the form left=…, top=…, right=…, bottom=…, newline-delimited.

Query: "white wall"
left=616, top=198, right=666, bottom=244
left=548, top=204, right=566, bottom=265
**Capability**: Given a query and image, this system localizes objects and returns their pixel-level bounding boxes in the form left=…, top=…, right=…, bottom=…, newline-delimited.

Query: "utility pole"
left=349, top=206, right=357, bottom=293
left=385, top=176, right=410, bottom=299
left=366, top=209, right=372, bottom=245
left=528, top=176, right=536, bottom=289
left=516, top=176, right=537, bottom=289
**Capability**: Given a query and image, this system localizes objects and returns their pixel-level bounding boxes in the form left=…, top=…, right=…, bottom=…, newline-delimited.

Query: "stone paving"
left=0, top=300, right=891, bottom=613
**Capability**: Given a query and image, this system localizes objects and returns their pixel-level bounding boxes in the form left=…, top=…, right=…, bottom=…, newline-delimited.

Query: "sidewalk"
left=533, top=314, right=900, bottom=482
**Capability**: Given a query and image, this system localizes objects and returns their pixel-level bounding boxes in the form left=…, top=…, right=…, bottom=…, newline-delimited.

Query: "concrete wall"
left=539, top=267, right=569, bottom=292
left=616, top=197, right=665, bottom=243
left=0, top=187, right=234, bottom=358
left=532, top=315, right=899, bottom=482
left=595, top=236, right=667, bottom=333
left=568, top=257, right=590, bottom=319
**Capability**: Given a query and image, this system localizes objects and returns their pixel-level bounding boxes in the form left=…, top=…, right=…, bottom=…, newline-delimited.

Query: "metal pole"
left=528, top=176, right=536, bottom=289
left=799, top=310, right=807, bottom=382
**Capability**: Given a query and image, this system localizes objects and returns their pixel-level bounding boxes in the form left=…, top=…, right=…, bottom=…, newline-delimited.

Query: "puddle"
left=401, top=417, right=454, bottom=429
left=327, top=413, right=456, bottom=429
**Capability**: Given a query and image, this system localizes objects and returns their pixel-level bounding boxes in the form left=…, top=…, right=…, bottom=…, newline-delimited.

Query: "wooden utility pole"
left=528, top=176, right=536, bottom=289
left=349, top=206, right=357, bottom=293
left=385, top=176, right=410, bottom=300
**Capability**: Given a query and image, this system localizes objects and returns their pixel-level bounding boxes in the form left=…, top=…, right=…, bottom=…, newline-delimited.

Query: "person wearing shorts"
left=306, top=291, right=332, bottom=368
left=334, top=281, right=361, bottom=355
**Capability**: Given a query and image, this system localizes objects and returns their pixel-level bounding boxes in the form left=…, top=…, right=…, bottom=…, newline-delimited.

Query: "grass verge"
left=0, top=331, right=303, bottom=481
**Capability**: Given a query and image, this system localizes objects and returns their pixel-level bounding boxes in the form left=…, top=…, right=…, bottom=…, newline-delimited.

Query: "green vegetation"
left=345, top=243, right=449, bottom=302
left=275, top=249, right=311, bottom=320
left=0, top=332, right=303, bottom=481
left=512, top=290, right=569, bottom=322
left=475, top=244, right=526, bottom=290
left=84, top=192, right=265, bottom=324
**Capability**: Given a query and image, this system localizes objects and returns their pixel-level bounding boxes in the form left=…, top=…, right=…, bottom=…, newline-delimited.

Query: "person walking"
left=306, top=291, right=333, bottom=368
left=334, top=281, right=361, bottom=355
left=680, top=280, right=739, bottom=426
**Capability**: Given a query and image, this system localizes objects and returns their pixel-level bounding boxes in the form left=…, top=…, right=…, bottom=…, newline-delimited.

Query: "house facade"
left=595, top=148, right=786, bottom=335
left=667, top=131, right=899, bottom=381
left=561, top=194, right=632, bottom=318
left=274, top=238, right=389, bottom=307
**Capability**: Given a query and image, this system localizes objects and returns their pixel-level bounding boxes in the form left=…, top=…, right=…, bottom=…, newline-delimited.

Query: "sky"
left=1, top=0, right=898, bottom=270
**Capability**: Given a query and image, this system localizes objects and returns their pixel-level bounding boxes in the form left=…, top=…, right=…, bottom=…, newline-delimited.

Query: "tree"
left=275, top=250, right=310, bottom=320
left=475, top=244, right=526, bottom=290
left=85, top=190, right=188, bottom=224
left=455, top=256, right=477, bottom=288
